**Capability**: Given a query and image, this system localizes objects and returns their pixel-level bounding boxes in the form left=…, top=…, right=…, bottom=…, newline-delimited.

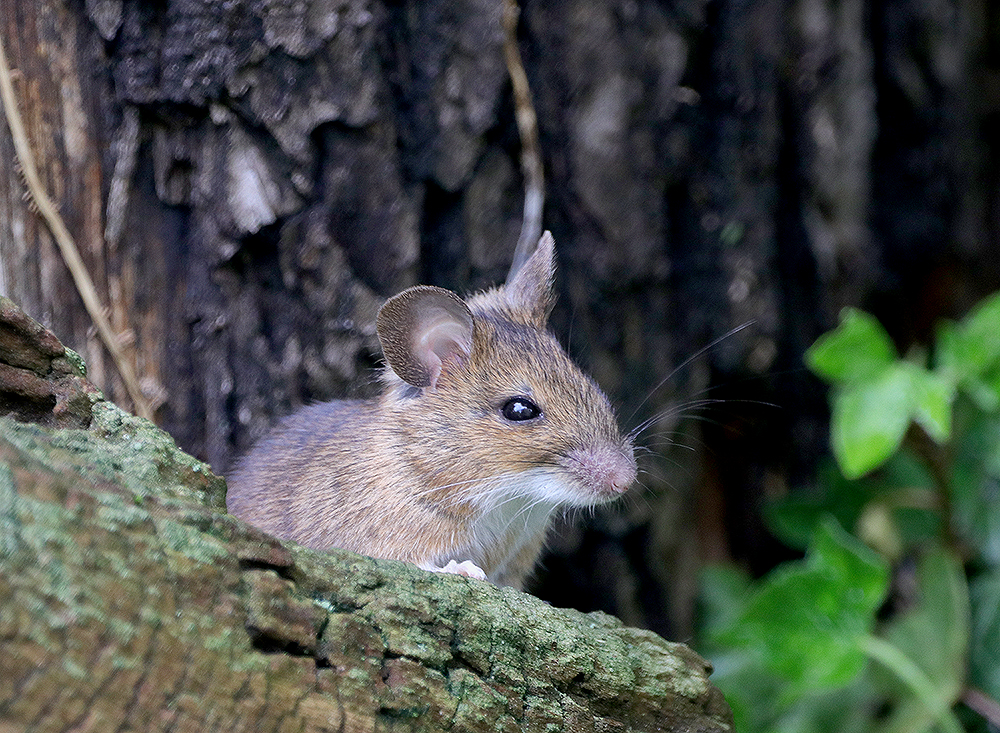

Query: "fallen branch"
left=0, top=305, right=734, bottom=731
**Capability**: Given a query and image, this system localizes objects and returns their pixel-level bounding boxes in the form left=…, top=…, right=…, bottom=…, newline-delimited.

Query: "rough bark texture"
left=1, top=0, right=999, bottom=638
left=0, top=296, right=98, bottom=429
left=0, top=300, right=732, bottom=733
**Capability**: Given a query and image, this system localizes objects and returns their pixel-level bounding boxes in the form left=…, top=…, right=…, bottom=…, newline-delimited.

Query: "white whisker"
left=625, top=321, right=756, bottom=424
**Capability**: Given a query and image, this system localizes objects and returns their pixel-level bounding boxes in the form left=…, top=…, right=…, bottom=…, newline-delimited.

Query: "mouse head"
left=377, top=232, right=556, bottom=389
left=375, top=233, right=636, bottom=509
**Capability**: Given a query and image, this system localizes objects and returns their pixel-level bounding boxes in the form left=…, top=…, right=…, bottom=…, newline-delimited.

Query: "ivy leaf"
left=807, top=309, right=897, bottom=385
left=950, top=408, right=1000, bottom=565
left=873, top=547, right=969, bottom=733
left=717, top=518, right=889, bottom=700
left=962, top=365, right=1000, bottom=415
left=763, top=461, right=867, bottom=551
left=831, top=365, right=913, bottom=479
left=903, top=362, right=954, bottom=443
left=937, top=292, right=1000, bottom=411
left=969, top=570, right=1000, bottom=701
left=958, top=291, right=1000, bottom=371
left=698, top=565, right=755, bottom=634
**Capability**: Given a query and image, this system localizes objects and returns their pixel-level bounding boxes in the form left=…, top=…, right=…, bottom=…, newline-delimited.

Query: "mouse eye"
left=501, top=397, right=541, bottom=422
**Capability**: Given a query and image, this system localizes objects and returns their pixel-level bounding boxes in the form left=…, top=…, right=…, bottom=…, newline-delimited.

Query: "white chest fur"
left=464, top=469, right=567, bottom=581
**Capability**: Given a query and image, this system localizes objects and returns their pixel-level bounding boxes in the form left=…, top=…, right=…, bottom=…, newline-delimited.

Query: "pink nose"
left=566, top=444, right=637, bottom=498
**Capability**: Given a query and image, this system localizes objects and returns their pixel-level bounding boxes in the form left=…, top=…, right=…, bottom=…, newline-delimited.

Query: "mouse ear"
left=504, top=231, right=556, bottom=327
left=376, top=286, right=474, bottom=388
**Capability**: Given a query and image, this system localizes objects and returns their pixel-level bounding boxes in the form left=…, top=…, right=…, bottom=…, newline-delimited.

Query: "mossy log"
left=0, top=298, right=732, bottom=732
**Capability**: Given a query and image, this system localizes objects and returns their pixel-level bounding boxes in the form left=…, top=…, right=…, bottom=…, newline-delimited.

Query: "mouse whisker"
left=624, top=321, right=756, bottom=424
left=406, top=474, right=519, bottom=512
left=628, top=398, right=732, bottom=440
left=629, top=396, right=780, bottom=443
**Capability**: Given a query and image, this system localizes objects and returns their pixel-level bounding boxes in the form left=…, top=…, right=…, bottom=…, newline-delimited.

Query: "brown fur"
left=226, top=233, right=636, bottom=589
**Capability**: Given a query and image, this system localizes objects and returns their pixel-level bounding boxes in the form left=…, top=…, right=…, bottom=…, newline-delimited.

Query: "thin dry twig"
left=0, top=33, right=153, bottom=419
left=502, top=0, right=545, bottom=280
left=963, top=686, right=1000, bottom=728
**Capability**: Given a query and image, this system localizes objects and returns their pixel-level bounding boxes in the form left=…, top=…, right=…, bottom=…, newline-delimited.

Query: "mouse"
left=226, top=232, right=637, bottom=589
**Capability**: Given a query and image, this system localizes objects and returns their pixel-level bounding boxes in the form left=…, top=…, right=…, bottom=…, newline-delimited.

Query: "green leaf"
left=969, top=570, right=1000, bottom=701
left=831, top=365, right=913, bottom=478
left=718, top=519, right=889, bottom=699
left=809, top=518, right=889, bottom=607
left=966, top=364, right=1000, bottom=413
left=937, top=292, right=1000, bottom=410
left=697, top=565, right=754, bottom=636
left=950, top=406, right=1000, bottom=564
left=862, top=636, right=964, bottom=733
left=935, top=319, right=966, bottom=379
left=903, top=362, right=955, bottom=443
left=870, top=546, right=969, bottom=733
left=767, top=454, right=939, bottom=553
left=764, top=462, right=864, bottom=551
left=959, top=291, right=1000, bottom=369
left=807, top=308, right=898, bottom=385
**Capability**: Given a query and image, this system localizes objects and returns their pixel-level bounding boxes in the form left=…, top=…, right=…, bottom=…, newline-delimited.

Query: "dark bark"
left=1, top=0, right=998, bottom=638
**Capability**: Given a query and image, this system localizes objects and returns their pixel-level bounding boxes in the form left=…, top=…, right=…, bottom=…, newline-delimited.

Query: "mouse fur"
left=226, top=232, right=637, bottom=589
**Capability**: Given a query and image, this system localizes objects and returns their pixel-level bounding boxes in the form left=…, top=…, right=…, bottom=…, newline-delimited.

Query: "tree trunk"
left=1, top=0, right=998, bottom=638
left=0, top=299, right=732, bottom=733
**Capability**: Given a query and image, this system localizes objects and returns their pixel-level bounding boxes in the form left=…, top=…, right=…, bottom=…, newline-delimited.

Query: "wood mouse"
left=226, top=232, right=637, bottom=589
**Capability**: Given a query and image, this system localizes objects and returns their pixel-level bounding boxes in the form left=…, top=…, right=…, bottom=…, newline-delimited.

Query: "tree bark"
left=0, top=299, right=732, bottom=733
left=1, top=0, right=998, bottom=638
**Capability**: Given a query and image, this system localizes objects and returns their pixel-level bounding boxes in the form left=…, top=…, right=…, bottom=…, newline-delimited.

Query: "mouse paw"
left=423, top=559, right=487, bottom=580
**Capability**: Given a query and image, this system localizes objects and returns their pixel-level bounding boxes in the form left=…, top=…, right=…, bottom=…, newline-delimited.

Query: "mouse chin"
left=512, top=458, right=634, bottom=508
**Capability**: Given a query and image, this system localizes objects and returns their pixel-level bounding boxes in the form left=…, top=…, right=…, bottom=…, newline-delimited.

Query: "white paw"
left=424, top=559, right=488, bottom=580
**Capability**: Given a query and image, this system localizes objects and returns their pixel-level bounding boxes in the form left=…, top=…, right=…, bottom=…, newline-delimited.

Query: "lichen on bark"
left=0, top=299, right=732, bottom=732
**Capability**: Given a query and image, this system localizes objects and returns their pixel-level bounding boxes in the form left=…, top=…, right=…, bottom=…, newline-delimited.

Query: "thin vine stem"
left=861, top=634, right=964, bottom=733
left=0, top=32, right=152, bottom=419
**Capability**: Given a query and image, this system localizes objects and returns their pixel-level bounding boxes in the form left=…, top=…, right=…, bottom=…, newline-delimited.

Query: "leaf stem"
left=860, top=634, right=963, bottom=733
left=904, top=423, right=958, bottom=550
left=962, top=686, right=1000, bottom=727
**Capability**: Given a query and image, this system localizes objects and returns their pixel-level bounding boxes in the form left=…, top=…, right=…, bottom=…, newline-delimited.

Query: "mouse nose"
left=565, top=444, right=637, bottom=499
left=605, top=447, right=638, bottom=494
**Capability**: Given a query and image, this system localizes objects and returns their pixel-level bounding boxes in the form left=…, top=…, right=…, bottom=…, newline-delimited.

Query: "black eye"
left=501, top=397, right=541, bottom=422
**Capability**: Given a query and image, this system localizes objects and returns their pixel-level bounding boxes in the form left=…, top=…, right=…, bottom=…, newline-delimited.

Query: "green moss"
left=0, top=406, right=226, bottom=512
left=89, top=403, right=227, bottom=509
left=155, top=520, right=230, bottom=563
left=96, top=498, right=154, bottom=530
left=0, top=463, right=20, bottom=557
left=62, top=658, right=88, bottom=679
left=62, top=347, right=87, bottom=377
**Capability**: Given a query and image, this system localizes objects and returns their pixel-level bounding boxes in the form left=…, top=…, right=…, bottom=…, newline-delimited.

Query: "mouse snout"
left=564, top=444, right=637, bottom=500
